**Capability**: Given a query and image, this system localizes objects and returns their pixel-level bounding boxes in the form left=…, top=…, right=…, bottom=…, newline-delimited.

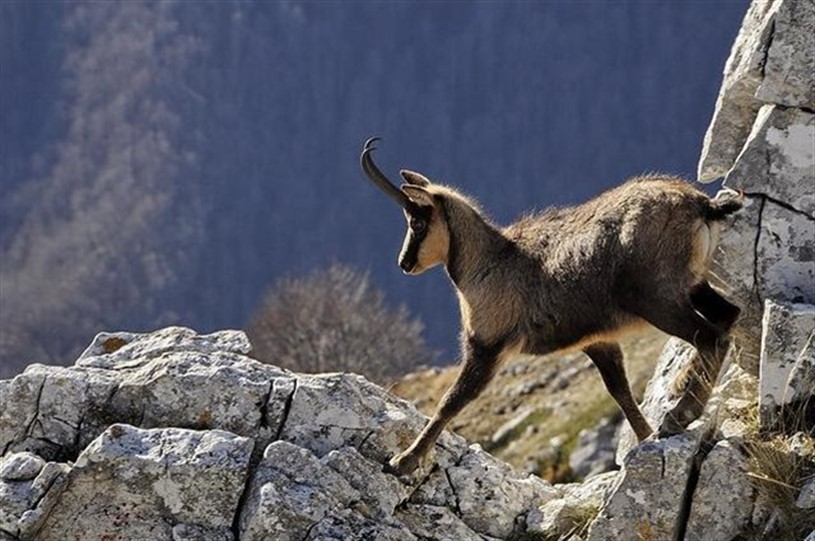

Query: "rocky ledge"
left=2, top=323, right=812, bottom=541
left=1, top=326, right=562, bottom=541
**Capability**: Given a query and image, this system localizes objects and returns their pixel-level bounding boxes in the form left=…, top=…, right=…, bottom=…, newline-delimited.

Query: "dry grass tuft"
left=743, top=434, right=815, bottom=541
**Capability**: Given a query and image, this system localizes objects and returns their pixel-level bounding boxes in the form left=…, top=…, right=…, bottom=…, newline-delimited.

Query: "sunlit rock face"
left=602, top=0, right=814, bottom=538
left=0, top=327, right=560, bottom=540
left=697, top=0, right=814, bottom=373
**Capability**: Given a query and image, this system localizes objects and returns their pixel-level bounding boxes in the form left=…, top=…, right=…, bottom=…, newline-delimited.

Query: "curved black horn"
left=361, top=137, right=412, bottom=208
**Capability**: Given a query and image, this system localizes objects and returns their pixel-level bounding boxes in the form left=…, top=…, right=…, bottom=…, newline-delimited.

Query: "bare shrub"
left=245, top=264, right=436, bottom=383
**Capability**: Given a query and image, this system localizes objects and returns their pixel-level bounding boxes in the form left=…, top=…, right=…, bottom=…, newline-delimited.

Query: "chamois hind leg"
left=625, top=294, right=731, bottom=436
left=388, top=338, right=503, bottom=476
left=584, top=342, right=653, bottom=441
left=690, top=281, right=741, bottom=332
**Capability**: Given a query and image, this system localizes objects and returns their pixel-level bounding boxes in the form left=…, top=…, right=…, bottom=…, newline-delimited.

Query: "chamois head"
left=360, top=138, right=449, bottom=274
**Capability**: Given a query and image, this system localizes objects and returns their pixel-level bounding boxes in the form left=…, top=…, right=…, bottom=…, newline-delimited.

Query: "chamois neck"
left=443, top=200, right=509, bottom=290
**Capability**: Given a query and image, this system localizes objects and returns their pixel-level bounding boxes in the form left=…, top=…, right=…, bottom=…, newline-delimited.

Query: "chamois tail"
left=705, top=189, right=744, bottom=221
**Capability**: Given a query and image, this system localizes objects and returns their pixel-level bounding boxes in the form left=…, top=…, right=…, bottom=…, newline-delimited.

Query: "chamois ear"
left=400, top=170, right=431, bottom=187
left=401, top=185, right=434, bottom=207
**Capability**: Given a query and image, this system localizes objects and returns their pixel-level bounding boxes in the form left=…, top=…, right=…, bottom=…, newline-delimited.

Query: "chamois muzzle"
left=360, top=137, right=413, bottom=209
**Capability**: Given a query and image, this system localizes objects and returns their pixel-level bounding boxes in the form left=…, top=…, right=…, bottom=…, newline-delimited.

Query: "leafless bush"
left=245, top=264, right=436, bottom=383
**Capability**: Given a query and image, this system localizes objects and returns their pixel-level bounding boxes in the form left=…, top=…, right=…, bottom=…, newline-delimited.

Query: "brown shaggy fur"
left=377, top=168, right=741, bottom=476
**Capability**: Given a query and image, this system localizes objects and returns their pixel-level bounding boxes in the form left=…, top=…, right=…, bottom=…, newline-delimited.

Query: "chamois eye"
left=410, top=219, right=426, bottom=233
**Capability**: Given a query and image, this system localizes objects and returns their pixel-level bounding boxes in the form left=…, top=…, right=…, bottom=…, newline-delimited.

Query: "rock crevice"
left=0, top=327, right=560, bottom=540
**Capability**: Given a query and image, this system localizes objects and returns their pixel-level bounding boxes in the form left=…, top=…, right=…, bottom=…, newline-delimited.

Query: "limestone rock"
left=569, top=416, right=620, bottom=480
left=171, top=523, right=234, bottom=541
left=617, top=342, right=759, bottom=463
left=236, top=437, right=548, bottom=540
left=759, top=301, right=815, bottom=431
left=35, top=424, right=252, bottom=541
left=589, top=435, right=699, bottom=541
left=0, top=474, right=34, bottom=536
left=685, top=440, right=755, bottom=541
left=396, top=505, right=482, bottom=540
left=239, top=440, right=364, bottom=541
left=699, top=0, right=814, bottom=181
left=322, top=446, right=408, bottom=519
left=0, top=461, right=70, bottom=539
left=700, top=0, right=815, bottom=372
left=705, top=181, right=813, bottom=378
left=710, top=198, right=815, bottom=378
left=303, top=508, right=416, bottom=541
left=0, top=453, right=44, bottom=482
left=755, top=0, right=815, bottom=109
left=727, top=105, right=814, bottom=217
left=798, top=478, right=815, bottom=510
left=1, top=326, right=566, bottom=540
left=273, top=367, right=559, bottom=537
left=0, top=327, right=286, bottom=461
left=753, top=201, right=815, bottom=310
left=526, top=471, right=617, bottom=540
left=77, top=326, right=253, bottom=368
left=708, top=363, right=760, bottom=440
left=616, top=338, right=696, bottom=464
left=279, top=371, right=434, bottom=464
left=698, top=0, right=779, bottom=181
left=445, top=446, right=560, bottom=538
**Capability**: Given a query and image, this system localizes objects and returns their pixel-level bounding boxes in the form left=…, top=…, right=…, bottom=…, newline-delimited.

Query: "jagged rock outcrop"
left=0, top=327, right=562, bottom=540
left=601, top=0, right=814, bottom=538
left=759, top=300, right=815, bottom=430
left=36, top=425, right=253, bottom=540
left=698, top=0, right=814, bottom=371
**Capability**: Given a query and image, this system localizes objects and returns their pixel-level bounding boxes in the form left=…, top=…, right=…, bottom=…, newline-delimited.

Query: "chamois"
left=360, top=137, right=742, bottom=476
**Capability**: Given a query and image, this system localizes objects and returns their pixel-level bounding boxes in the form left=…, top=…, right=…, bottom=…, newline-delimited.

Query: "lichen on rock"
left=0, top=327, right=560, bottom=540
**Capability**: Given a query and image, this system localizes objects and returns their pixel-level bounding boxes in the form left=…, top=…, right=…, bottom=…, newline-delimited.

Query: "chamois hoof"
left=385, top=451, right=420, bottom=477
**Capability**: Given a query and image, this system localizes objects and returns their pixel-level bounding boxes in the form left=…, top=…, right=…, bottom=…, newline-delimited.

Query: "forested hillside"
left=0, top=1, right=748, bottom=376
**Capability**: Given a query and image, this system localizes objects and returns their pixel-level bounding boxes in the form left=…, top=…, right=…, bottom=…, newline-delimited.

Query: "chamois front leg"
left=388, top=337, right=503, bottom=476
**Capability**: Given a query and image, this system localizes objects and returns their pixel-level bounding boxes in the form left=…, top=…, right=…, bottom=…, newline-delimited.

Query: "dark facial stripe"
left=400, top=237, right=420, bottom=271
left=399, top=205, right=433, bottom=271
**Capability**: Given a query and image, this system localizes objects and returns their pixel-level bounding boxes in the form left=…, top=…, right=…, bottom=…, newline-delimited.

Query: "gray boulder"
left=698, top=0, right=779, bottom=181
left=526, top=471, right=617, bottom=540
left=0, top=327, right=285, bottom=461
left=239, top=440, right=369, bottom=541
left=754, top=0, right=815, bottom=109
left=696, top=0, right=815, bottom=374
left=0, top=460, right=70, bottom=540
left=0, top=326, right=561, bottom=540
left=0, top=453, right=44, bottom=482
left=616, top=338, right=699, bottom=464
left=685, top=440, right=755, bottom=541
left=569, top=416, right=620, bottom=480
left=35, top=424, right=253, bottom=541
left=589, top=435, right=700, bottom=541
left=698, top=0, right=814, bottom=182
left=759, top=301, right=815, bottom=431
left=726, top=105, right=814, bottom=216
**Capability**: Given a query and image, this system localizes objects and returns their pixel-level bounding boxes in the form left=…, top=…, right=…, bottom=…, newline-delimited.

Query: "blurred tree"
left=245, top=264, right=436, bottom=383
left=0, top=1, right=205, bottom=376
